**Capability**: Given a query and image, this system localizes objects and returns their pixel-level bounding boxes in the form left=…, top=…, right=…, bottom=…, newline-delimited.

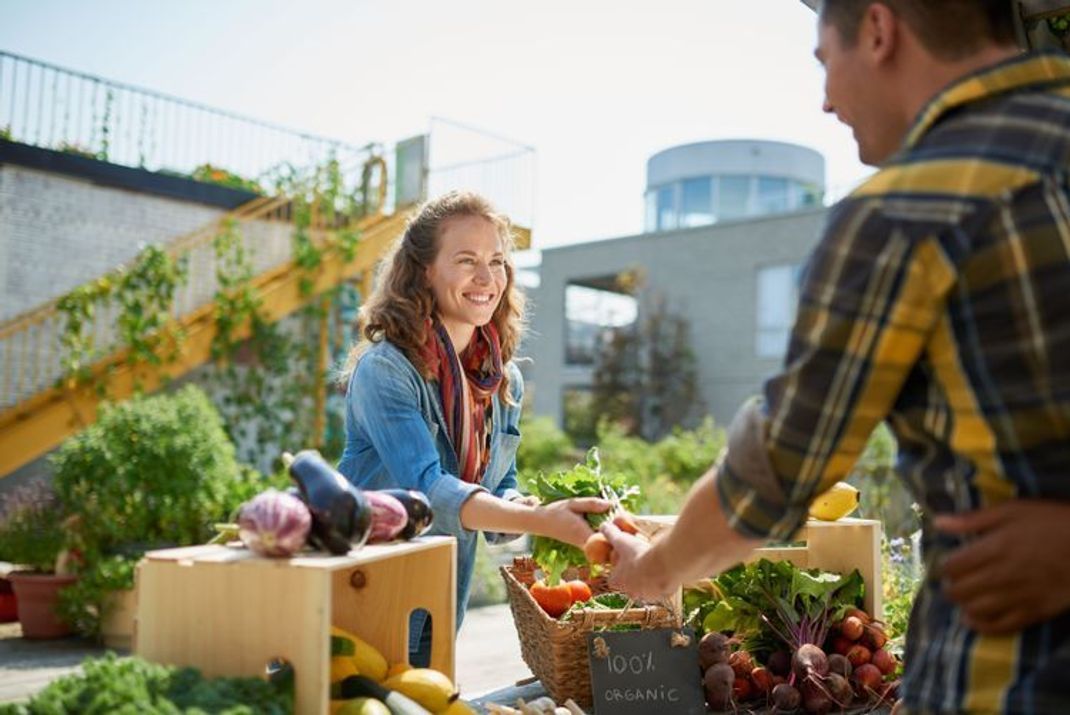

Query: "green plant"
left=0, top=125, right=12, bottom=142
left=56, top=244, right=187, bottom=392
left=56, top=141, right=97, bottom=159
left=882, top=533, right=921, bottom=643
left=49, top=385, right=264, bottom=636
left=516, top=416, right=580, bottom=487
left=191, top=163, right=263, bottom=194
left=0, top=483, right=66, bottom=573
left=0, top=652, right=292, bottom=714
left=1047, top=11, right=1070, bottom=36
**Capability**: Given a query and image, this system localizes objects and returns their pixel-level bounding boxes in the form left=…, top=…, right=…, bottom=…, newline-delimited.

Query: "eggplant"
left=286, top=450, right=372, bottom=555
left=377, top=489, right=434, bottom=539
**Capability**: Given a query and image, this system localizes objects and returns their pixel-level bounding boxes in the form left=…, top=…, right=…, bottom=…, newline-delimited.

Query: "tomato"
left=565, top=579, right=592, bottom=603
left=529, top=579, right=574, bottom=618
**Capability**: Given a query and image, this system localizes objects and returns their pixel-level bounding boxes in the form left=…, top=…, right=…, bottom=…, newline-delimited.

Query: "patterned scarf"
left=420, top=318, right=504, bottom=484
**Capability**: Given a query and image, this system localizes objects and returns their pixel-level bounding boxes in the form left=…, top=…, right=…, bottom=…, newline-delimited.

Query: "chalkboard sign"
left=586, top=628, right=706, bottom=715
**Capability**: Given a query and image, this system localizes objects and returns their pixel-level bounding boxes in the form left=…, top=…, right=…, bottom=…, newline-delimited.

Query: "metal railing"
left=427, top=116, right=536, bottom=229
left=0, top=50, right=381, bottom=195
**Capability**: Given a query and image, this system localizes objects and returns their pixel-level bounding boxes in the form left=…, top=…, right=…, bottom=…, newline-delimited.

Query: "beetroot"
left=767, top=649, right=792, bottom=677
left=830, top=635, right=854, bottom=655
left=728, top=649, right=756, bottom=679
left=872, top=646, right=897, bottom=675
left=825, top=672, right=853, bottom=707
left=771, top=682, right=801, bottom=712
left=846, top=643, right=872, bottom=668
left=703, top=663, right=735, bottom=710
left=800, top=679, right=832, bottom=714
left=750, top=666, right=775, bottom=695
left=732, top=676, right=753, bottom=702
left=864, top=623, right=889, bottom=650
left=840, top=615, right=865, bottom=641
left=828, top=653, right=853, bottom=678
left=238, top=489, right=311, bottom=557
left=363, top=490, right=408, bottom=542
left=793, top=643, right=830, bottom=681
left=853, top=663, right=884, bottom=695
left=699, top=631, right=731, bottom=670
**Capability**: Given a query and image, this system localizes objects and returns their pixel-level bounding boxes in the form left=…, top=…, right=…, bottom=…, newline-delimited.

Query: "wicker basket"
left=501, top=557, right=678, bottom=707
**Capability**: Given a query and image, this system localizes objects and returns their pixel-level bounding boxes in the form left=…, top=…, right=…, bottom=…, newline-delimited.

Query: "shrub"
left=50, top=385, right=263, bottom=636
left=0, top=652, right=291, bottom=714
left=516, top=416, right=580, bottom=490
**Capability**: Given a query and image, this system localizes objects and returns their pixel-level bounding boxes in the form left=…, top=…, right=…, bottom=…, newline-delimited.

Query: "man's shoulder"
left=846, top=150, right=1041, bottom=207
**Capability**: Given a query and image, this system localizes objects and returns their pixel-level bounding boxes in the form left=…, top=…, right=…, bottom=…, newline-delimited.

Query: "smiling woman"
left=336, top=191, right=609, bottom=667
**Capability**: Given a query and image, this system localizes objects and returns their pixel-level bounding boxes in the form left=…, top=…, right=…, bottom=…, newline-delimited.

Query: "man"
left=602, top=2, right=1070, bottom=712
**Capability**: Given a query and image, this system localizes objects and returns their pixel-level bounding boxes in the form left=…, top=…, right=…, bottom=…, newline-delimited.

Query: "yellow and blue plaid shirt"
left=718, top=52, right=1070, bottom=714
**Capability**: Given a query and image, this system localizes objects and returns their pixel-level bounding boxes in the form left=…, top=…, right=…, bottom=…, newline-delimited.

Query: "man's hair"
left=819, top=1, right=1017, bottom=59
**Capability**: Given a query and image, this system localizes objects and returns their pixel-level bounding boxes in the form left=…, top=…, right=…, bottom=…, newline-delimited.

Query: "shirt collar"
left=904, top=51, right=1070, bottom=149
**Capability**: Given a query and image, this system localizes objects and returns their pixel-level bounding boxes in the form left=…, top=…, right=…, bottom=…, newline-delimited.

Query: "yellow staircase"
left=0, top=195, right=407, bottom=477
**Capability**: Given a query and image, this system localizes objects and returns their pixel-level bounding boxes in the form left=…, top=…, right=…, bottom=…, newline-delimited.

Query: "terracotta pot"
left=7, top=571, right=77, bottom=639
left=0, top=577, right=18, bottom=623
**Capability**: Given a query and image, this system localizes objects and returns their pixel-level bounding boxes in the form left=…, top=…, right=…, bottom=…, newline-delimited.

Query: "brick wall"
left=0, top=164, right=223, bottom=321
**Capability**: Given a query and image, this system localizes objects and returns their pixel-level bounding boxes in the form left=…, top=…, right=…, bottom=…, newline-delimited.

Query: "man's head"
left=815, top=1, right=1018, bottom=166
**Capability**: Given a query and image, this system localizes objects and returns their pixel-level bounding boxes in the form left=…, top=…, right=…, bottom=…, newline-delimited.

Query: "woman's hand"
left=533, top=497, right=610, bottom=547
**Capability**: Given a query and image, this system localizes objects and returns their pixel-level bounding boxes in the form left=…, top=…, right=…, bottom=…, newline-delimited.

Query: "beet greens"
left=696, top=558, right=864, bottom=657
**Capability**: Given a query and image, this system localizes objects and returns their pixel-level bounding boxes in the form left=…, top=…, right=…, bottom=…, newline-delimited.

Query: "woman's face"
left=426, top=214, right=508, bottom=347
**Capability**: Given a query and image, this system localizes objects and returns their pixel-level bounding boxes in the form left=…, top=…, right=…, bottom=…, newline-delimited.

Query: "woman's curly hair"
left=343, top=190, right=526, bottom=402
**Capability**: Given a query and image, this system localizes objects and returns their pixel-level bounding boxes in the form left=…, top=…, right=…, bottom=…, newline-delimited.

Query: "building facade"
left=526, top=140, right=831, bottom=429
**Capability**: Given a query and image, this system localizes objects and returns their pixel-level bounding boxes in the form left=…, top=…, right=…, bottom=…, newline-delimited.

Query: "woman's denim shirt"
left=337, top=340, right=523, bottom=640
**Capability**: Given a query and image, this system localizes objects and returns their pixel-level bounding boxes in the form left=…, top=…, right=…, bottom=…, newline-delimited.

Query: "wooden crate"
left=134, top=536, right=456, bottom=715
left=638, top=517, right=884, bottom=619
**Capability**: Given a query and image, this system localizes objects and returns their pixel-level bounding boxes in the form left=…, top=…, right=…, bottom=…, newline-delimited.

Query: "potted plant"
left=0, top=483, right=77, bottom=638
left=49, top=385, right=265, bottom=645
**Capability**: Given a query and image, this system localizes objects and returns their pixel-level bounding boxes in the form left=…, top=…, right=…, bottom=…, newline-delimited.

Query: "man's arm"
left=605, top=197, right=950, bottom=597
left=602, top=466, right=762, bottom=601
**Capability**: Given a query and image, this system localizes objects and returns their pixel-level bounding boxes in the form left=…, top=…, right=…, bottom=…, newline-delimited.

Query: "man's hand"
left=600, top=521, right=676, bottom=601
left=934, top=499, right=1070, bottom=635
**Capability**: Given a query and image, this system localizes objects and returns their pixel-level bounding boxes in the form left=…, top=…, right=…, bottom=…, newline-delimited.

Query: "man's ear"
left=862, top=2, right=899, bottom=64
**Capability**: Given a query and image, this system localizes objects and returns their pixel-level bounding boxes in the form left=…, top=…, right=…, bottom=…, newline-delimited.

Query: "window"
left=644, top=190, right=658, bottom=232
left=718, top=175, right=751, bottom=220
left=680, top=177, right=713, bottom=227
left=757, top=176, right=789, bottom=215
left=656, top=185, right=677, bottom=231
left=756, top=263, right=802, bottom=358
left=565, top=283, right=638, bottom=365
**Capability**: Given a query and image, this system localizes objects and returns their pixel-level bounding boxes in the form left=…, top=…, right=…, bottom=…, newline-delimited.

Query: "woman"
left=338, top=190, right=606, bottom=665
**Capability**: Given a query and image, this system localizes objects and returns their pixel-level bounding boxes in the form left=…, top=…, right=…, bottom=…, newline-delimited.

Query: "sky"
left=0, top=0, right=873, bottom=249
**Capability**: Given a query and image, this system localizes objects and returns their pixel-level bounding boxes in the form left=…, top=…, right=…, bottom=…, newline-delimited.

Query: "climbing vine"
left=56, top=245, right=187, bottom=393
left=54, top=154, right=374, bottom=467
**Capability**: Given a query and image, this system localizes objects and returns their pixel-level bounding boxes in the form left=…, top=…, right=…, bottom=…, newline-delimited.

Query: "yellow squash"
left=809, top=481, right=861, bottom=521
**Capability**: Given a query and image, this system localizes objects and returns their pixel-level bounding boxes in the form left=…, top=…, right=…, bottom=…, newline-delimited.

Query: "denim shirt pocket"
left=484, top=429, right=521, bottom=491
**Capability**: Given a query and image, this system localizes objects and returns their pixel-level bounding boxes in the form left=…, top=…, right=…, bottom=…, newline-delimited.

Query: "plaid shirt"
left=718, top=52, right=1070, bottom=714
